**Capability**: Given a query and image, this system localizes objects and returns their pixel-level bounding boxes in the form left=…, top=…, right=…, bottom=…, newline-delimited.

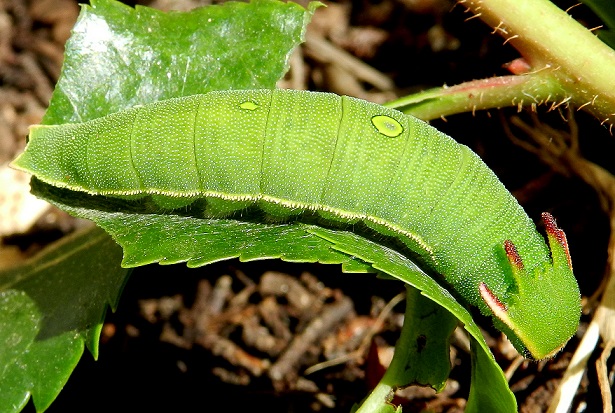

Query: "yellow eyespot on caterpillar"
left=239, top=101, right=259, bottom=111
left=11, top=89, right=581, bottom=360
left=371, top=114, right=403, bottom=137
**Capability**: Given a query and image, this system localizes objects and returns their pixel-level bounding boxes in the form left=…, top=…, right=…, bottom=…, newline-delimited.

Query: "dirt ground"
left=1, top=0, right=613, bottom=412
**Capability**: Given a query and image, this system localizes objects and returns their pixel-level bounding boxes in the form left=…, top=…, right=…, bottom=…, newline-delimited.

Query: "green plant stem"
left=460, top=0, right=615, bottom=125
left=387, top=72, right=567, bottom=121
left=355, top=286, right=416, bottom=413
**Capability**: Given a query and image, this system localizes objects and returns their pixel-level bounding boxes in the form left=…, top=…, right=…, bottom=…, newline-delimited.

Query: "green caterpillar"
left=11, top=89, right=580, bottom=360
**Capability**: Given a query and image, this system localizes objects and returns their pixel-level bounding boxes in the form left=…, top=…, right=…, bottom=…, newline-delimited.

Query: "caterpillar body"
left=11, top=89, right=580, bottom=359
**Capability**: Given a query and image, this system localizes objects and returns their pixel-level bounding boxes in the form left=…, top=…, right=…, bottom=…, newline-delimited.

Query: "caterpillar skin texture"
left=12, top=89, right=580, bottom=360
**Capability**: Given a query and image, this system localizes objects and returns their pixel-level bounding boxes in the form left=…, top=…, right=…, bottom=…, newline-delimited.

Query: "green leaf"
left=353, top=288, right=457, bottom=413
left=399, top=288, right=457, bottom=392
left=0, top=227, right=129, bottom=413
left=306, top=227, right=517, bottom=413
left=466, top=337, right=519, bottom=413
left=43, top=0, right=319, bottom=125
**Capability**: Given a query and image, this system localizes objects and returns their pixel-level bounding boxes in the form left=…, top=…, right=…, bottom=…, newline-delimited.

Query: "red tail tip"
left=479, top=282, right=507, bottom=312
left=504, top=239, right=524, bottom=270
left=541, top=212, right=572, bottom=269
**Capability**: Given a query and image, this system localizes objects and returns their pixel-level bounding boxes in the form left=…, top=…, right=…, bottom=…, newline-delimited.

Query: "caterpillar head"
left=480, top=213, right=581, bottom=360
